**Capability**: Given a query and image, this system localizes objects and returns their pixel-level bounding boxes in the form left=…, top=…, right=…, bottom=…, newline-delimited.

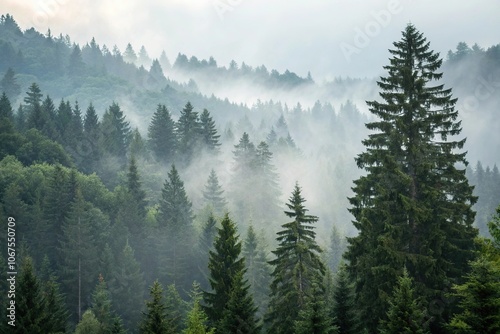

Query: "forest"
left=1, top=13, right=500, bottom=334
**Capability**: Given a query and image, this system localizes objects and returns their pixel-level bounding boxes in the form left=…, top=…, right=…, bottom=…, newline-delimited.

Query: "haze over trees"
left=1, top=14, right=499, bottom=334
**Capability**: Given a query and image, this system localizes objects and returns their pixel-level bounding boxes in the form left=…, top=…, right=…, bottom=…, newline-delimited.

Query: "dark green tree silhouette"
left=344, top=24, right=477, bottom=332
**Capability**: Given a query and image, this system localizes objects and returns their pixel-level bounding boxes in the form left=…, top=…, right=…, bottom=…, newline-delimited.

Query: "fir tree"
left=82, top=103, right=101, bottom=173
left=42, top=275, right=70, bottom=333
left=294, top=282, right=337, bottom=334
left=447, top=256, right=500, bottom=334
left=14, top=256, right=48, bottom=334
left=202, top=169, right=227, bottom=216
left=243, top=225, right=271, bottom=317
left=123, top=43, right=138, bottom=64
left=344, top=24, right=477, bottom=332
left=199, top=108, right=221, bottom=153
left=184, top=282, right=215, bottom=334
left=140, top=280, right=175, bottom=334
left=148, top=104, right=177, bottom=162
left=198, top=213, right=218, bottom=288
left=0, top=91, right=13, bottom=121
left=332, top=264, right=362, bottom=334
left=90, top=274, right=125, bottom=334
left=379, top=269, right=429, bottom=334
left=0, top=67, right=21, bottom=102
left=127, top=155, right=147, bottom=218
left=75, top=310, right=101, bottom=334
left=203, top=213, right=246, bottom=328
left=109, top=241, right=145, bottom=331
left=219, top=270, right=261, bottom=334
left=158, top=164, right=194, bottom=287
left=23, top=82, right=43, bottom=109
left=100, top=102, right=131, bottom=162
left=266, top=183, right=326, bottom=334
left=177, top=101, right=201, bottom=164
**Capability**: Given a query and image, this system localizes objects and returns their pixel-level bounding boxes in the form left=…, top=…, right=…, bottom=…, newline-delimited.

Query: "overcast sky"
left=3, top=1, right=499, bottom=80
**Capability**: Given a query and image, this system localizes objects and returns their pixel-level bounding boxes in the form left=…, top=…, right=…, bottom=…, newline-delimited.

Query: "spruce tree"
left=294, top=282, right=337, bottom=334
left=447, top=256, right=500, bottom=334
left=266, top=183, right=326, bottom=334
left=331, top=264, right=362, bottom=334
left=42, top=275, right=70, bottom=333
left=100, top=102, right=131, bottom=162
left=14, top=256, right=48, bottom=334
left=177, top=101, right=201, bottom=164
left=199, top=108, right=221, bottom=153
left=90, top=274, right=125, bottom=334
left=148, top=104, right=177, bottom=162
left=82, top=103, right=101, bottom=173
left=203, top=213, right=246, bottom=328
left=158, top=164, right=194, bottom=287
left=344, top=24, right=477, bottom=332
left=197, top=213, right=218, bottom=289
left=202, top=169, right=227, bottom=216
left=109, top=241, right=145, bottom=331
left=243, top=225, right=271, bottom=317
left=127, top=155, right=147, bottom=218
left=75, top=310, right=101, bottom=334
left=0, top=91, right=13, bottom=121
left=379, top=269, right=429, bottom=334
left=0, top=67, right=21, bottom=102
left=219, top=270, right=261, bottom=334
left=140, top=280, right=175, bottom=334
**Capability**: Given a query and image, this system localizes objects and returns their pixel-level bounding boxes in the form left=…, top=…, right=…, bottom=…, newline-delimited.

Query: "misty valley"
left=1, top=13, right=500, bottom=334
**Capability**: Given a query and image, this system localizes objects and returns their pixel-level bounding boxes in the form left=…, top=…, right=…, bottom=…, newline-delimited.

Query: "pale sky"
left=2, top=1, right=499, bottom=80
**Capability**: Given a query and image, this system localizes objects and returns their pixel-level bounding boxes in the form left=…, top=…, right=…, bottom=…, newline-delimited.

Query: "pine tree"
left=42, top=275, right=70, bottom=333
left=243, top=225, right=271, bottom=317
left=199, top=108, right=221, bottom=153
left=82, top=103, right=101, bottom=173
left=379, top=269, right=429, bottom=334
left=203, top=213, right=246, bottom=328
left=148, top=104, right=177, bottom=162
left=0, top=91, right=13, bottom=121
left=140, top=280, right=175, bottom=334
left=266, top=183, right=326, bottom=334
left=127, top=155, right=147, bottom=218
left=123, top=43, right=138, bottom=64
left=344, top=24, right=477, bottom=332
left=14, top=256, right=48, bottom=333
left=158, top=164, right=194, bottom=287
left=109, top=241, right=145, bottom=331
left=294, top=282, right=337, bottom=334
left=74, top=310, right=101, bottom=334
left=327, top=225, right=346, bottom=274
left=23, top=82, right=43, bottom=109
left=332, top=264, right=362, bottom=334
left=100, top=102, right=131, bottom=162
left=0, top=67, right=21, bottom=102
left=219, top=270, right=261, bottom=334
left=202, top=169, right=227, bottom=216
left=90, top=274, right=125, bottom=334
left=197, top=213, right=218, bottom=288
left=177, top=101, right=201, bottom=164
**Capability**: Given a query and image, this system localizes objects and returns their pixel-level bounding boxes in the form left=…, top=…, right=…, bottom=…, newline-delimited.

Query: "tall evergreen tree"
left=127, top=155, right=147, bottom=218
left=331, top=264, right=362, bottom=334
left=82, top=103, right=101, bottom=173
left=177, top=101, right=201, bottom=164
left=203, top=213, right=246, bottom=328
left=243, top=225, right=271, bottom=317
left=219, top=270, right=261, bottom=334
left=123, top=43, right=138, bottom=64
left=266, top=183, right=326, bottom=334
left=199, top=108, right=221, bottom=153
left=344, top=24, right=477, bottom=332
left=90, top=274, right=126, bottom=334
left=294, top=282, right=337, bottom=334
left=23, top=82, right=43, bottom=109
left=100, top=102, right=131, bottom=162
left=327, top=225, right=346, bottom=274
left=202, top=169, right=227, bottom=216
left=42, top=275, right=70, bottom=333
left=13, top=256, right=48, bottom=334
left=0, top=67, right=21, bottom=102
left=158, top=164, right=194, bottom=287
left=140, top=280, right=175, bottom=334
left=0, top=91, right=13, bottom=121
left=109, top=241, right=145, bottom=331
left=148, top=104, right=177, bottom=162
left=379, top=269, right=429, bottom=334
left=197, top=213, right=218, bottom=288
